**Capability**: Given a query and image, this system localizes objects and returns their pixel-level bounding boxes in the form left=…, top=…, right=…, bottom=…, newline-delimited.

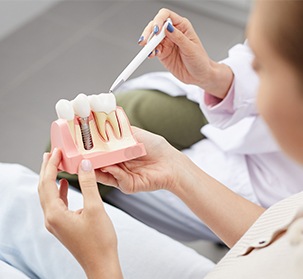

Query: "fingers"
left=95, top=168, right=119, bottom=188
left=59, top=179, right=69, bottom=207
left=138, top=8, right=183, bottom=46
left=164, top=22, right=189, bottom=50
left=38, top=148, right=62, bottom=206
left=98, top=164, right=134, bottom=194
left=78, top=159, right=103, bottom=209
left=139, top=20, right=154, bottom=45
left=43, top=148, right=62, bottom=182
left=39, top=152, right=50, bottom=179
left=137, top=8, right=199, bottom=62
left=153, top=8, right=183, bottom=31
left=40, top=153, right=103, bottom=212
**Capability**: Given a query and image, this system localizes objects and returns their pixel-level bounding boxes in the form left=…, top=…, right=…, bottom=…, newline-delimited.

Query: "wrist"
left=198, top=60, right=234, bottom=99
left=169, top=152, right=202, bottom=196
left=84, top=252, right=123, bottom=279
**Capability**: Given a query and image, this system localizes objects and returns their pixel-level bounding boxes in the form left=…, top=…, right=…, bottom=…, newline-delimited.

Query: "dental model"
left=51, top=92, right=146, bottom=174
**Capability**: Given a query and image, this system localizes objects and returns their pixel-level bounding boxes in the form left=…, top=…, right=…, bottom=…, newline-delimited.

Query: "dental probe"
left=109, top=18, right=172, bottom=93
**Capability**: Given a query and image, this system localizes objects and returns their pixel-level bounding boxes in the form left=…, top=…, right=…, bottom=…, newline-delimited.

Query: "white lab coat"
left=117, top=43, right=303, bottom=209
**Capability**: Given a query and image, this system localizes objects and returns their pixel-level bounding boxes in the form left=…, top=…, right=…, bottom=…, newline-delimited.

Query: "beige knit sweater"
left=205, top=191, right=303, bottom=278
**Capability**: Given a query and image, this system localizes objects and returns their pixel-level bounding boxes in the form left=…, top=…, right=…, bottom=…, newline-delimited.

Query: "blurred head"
left=248, top=0, right=303, bottom=164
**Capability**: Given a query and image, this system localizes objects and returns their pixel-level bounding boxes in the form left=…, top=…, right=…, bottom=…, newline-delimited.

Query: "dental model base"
left=51, top=93, right=146, bottom=174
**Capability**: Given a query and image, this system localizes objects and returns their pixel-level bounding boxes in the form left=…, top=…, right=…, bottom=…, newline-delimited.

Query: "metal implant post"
left=79, top=117, right=93, bottom=150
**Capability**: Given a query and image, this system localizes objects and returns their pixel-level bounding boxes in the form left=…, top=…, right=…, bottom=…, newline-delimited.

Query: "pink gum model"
left=51, top=106, right=146, bottom=174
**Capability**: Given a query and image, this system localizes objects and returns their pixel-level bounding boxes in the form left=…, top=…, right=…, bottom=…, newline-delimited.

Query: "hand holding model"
left=139, top=8, right=233, bottom=99
left=96, top=127, right=184, bottom=194
left=38, top=148, right=123, bottom=279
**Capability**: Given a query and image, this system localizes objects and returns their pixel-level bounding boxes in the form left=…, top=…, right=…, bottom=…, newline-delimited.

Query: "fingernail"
left=52, top=148, right=58, bottom=157
left=167, top=23, right=174, bottom=33
left=43, top=152, right=48, bottom=162
left=148, top=51, right=153, bottom=57
left=81, top=159, right=92, bottom=172
left=153, top=25, right=159, bottom=34
left=137, top=35, right=144, bottom=44
left=155, top=49, right=159, bottom=55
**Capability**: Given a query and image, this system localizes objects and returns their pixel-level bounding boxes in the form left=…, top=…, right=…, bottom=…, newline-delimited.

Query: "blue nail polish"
left=155, top=49, right=159, bottom=55
left=167, top=22, right=174, bottom=33
left=138, top=35, right=144, bottom=44
left=153, top=25, right=159, bottom=34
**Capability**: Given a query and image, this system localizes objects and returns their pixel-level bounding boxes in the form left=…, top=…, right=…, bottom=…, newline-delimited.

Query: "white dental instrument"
left=109, top=18, right=172, bottom=93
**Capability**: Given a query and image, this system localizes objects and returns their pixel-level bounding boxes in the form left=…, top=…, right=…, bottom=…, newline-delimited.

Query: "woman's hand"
left=95, top=127, right=185, bottom=194
left=139, top=8, right=233, bottom=99
left=96, top=127, right=265, bottom=248
left=38, top=149, right=123, bottom=279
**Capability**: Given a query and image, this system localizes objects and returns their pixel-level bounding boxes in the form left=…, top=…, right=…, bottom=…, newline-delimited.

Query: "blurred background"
left=0, top=0, right=252, bottom=262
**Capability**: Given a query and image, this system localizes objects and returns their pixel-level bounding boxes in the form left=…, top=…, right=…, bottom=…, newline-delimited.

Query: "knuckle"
left=45, top=212, right=56, bottom=225
left=184, top=17, right=194, bottom=30
left=159, top=8, right=168, bottom=13
left=44, top=220, right=54, bottom=233
left=182, top=17, right=192, bottom=28
left=44, top=208, right=60, bottom=232
left=87, top=204, right=101, bottom=213
left=80, top=177, right=93, bottom=187
left=182, top=16, right=189, bottom=24
left=157, top=8, right=170, bottom=21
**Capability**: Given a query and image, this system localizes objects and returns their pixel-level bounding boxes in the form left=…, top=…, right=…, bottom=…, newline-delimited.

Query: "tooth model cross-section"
left=51, top=93, right=146, bottom=174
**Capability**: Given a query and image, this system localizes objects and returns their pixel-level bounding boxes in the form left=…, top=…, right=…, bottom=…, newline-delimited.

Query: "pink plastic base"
left=50, top=108, right=146, bottom=174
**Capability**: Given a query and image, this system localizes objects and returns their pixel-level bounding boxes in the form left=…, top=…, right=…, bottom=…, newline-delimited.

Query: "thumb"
left=78, top=159, right=103, bottom=208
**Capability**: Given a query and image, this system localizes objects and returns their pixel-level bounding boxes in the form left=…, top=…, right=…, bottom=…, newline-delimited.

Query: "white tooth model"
left=72, top=93, right=91, bottom=118
left=55, top=99, right=74, bottom=120
left=89, top=93, right=121, bottom=141
left=50, top=92, right=146, bottom=174
left=55, top=99, right=75, bottom=137
left=89, top=92, right=116, bottom=114
left=73, top=93, right=93, bottom=150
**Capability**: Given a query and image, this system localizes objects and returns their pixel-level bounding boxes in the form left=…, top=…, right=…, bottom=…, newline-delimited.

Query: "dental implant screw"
left=79, top=117, right=93, bottom=150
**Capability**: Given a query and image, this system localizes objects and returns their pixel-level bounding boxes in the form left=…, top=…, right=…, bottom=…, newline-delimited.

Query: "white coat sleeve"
left=200, top=43, right=281, bottom=154
left=200, top=42, right=260, bottom=129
